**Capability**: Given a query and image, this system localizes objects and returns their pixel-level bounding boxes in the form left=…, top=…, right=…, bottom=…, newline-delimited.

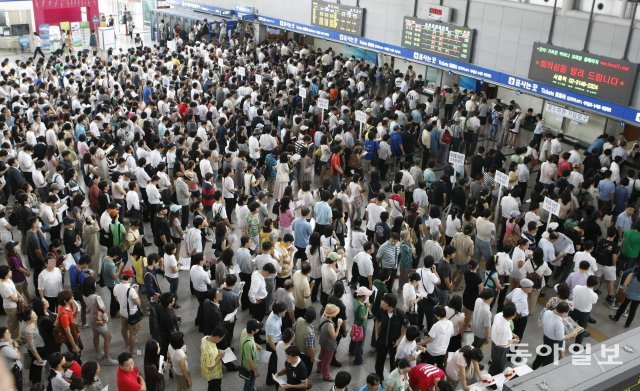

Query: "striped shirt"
left=377, top=240, right=400, bottom=269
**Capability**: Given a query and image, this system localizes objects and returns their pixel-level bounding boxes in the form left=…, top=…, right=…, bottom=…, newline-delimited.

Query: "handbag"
left=238, top=340, right=255, bottom=380
left=126, top=287, right=144, bottom=325
left=616, top=288, right=626, bottom=304
left=350, top=324, right=364, bottom=342
left=420, top=269, right=439, bottom=305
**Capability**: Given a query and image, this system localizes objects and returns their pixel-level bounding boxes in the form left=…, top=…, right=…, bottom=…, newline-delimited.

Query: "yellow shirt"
left=276, top=242, right=292, bottom=278
left=131, top=256, right=148, bottom=285
left=200, top=336, right=222, bottom=381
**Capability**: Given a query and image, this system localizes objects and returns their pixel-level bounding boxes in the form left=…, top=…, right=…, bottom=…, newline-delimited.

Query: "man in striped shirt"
left=376, top=232, right=400, bottom=291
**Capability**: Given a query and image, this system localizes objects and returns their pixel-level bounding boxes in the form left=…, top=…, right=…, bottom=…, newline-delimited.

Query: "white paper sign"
left=255, top=74, right=262, bottom=85
left=543, top=196, right=561, bottom=217
left=259, top=350, right=272, bottom=363
left=317, top=97, right=329, bottom=110
left=224, top=309, right=237, bottom=322
left=546, top=103, right=589, bottom=124
left=299, top=86, right=307, bottom=98
left=217, top=58, right=224, bottom=67
left=448, top=151, right=465, bottom=166
left=222, top=348, right=237, bottom=364
left=494, top=170, right=509, bottom=188
left=355, top=110, right=367, bottom=123
left=237, top=66, right=246, bottom=77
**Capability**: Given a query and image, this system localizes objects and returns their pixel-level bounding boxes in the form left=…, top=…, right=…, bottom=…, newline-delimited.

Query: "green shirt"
left=385, top=367, right=408, bottom=391
left=622, top=229, right=640, bottom=258
left=240, top=329, right=258, bottom=371
left=101, top=257, right=119, bottom=288
left=353, top=298, right=367, bottom=328
left=246, top=213, right=260, bottom=238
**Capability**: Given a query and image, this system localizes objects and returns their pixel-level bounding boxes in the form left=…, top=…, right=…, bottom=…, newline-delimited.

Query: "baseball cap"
left=108, top=209, right=119, bottom=217
left=520, top=278, right=534, bottom=288
left=122, top=268, right=135, bottom=278
left=356, top=286, right=373, bottom=297
left=4, top=241, right=18, bottom=251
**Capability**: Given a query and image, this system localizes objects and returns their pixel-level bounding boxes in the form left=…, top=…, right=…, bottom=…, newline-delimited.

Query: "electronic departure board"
left=401, top=17, right=474, bottom=63
left=311, top=0, right=364, bottom=37
left=528, top=42, right=639, bottom=106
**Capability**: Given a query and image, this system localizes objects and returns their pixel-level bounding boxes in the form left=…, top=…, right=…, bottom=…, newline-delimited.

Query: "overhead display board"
left=311, top=0, right=364, bottom=37
left=528, top=42, right=638, bottom=106
left=401, top=17, right=474, bottom=63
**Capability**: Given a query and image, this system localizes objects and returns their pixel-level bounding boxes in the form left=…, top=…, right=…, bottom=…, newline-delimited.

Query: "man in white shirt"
left=113, top=268, right=142, bottom=355
left=38, top=257, right=63, bottom=305
left=248, top=129, right=262, bottom=162
left=354, top=242, right=375, bottom=288
left=424, top=306, right=453, bottom=368
left=572, top=241, right=598, bottom=276
left=506, top=278, right=533, bottom=340
left=488, top=303, right=519, bottom=375
left=416, top=256, right=441, bottom=332
left=365, top=194, right=386, bottom=240
left=249, top=263, right=277, bottom=322
left=145, top=176, right=162, bottom=218
left=570, top=275, right=599, bottom=346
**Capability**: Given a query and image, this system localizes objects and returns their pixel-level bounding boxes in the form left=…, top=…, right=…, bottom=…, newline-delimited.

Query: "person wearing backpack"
left=519, top=248, right=552, bottom=315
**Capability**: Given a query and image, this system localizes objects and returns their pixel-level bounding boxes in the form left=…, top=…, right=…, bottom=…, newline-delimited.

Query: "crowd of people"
left=0, top=17, right=638, bottom=391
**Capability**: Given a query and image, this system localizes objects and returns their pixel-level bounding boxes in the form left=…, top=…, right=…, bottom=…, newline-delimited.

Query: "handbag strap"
left=126, top=286, right=132, bottom=317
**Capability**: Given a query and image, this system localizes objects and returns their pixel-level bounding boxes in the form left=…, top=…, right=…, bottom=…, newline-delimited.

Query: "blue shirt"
left=265, top=311, right=282, bottom=344
left=358, top=385, right=383, bottom=391
left=75, top=123, right=86, bottom=140
left=598, top=179, right=616, bottom=201
left=68, top=264, right=86, bottom=292
left=588, top=138, right=605, bottom=154
left=142, top=86, right=153, bottom=104
left=314, top=201, right=332, bottom=225
left=364, top=140, right=379, bottom=161
left=292, top=218, right=313, bottom=248
left=614, top=186, right=630, bottom=215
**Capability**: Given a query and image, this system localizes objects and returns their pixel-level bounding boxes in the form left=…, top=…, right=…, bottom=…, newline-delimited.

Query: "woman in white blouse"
left=320, top=255, right=338, bottom=306
left=510, top=238, right=530, bottom=288
left=519, top=247, right=552, bottom=314
left=189, top=253, right=211, bottom=303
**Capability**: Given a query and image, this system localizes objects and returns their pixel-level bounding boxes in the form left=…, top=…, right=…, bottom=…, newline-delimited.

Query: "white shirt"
left=573, top=251, right=599, bottom=276
left=126, top=190, right=141, bottom=211
left=402, top=283, right=419, bottom=313
left=184, top=227, right=203, bottom=256
left=395, top=336, right=418, bottom=367
left=38, top=268, right=63, bottom=297
left=572, top=285, right=598, bottom=312
left=506, top=288, right=529, bottom=317
left=0, top=280, right=18, bottom=310
left=146, top=183, right=161, bottom=205
left=426, top=319, right=454, bottom=356
left=249, top=270, right=267, bottom=302
left=415, top=267, right=440, bottom=296
left=164, top=254, right=179, bottom=279
left=199, top=159, right=213, bottom=177
left=188, top=264, right=210, bottom=292
left=518, top=260, right=552, bottom=280
left=365, top=203, right=386, bottom=231
left=353, top=252, right=374, bottom=278
left=17, top=150, right=34, bottom=172
left=491, top=313, right=513, bottom=347
left=500, top=195, right=519, bottom=219
left=223, top=176, right=235, bottom=199
left=114, top=282, right=140, bottom=318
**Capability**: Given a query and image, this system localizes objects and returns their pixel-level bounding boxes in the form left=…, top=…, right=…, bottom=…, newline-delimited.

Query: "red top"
left=330, top=153, right=342, bottom=176
left=68, top=360, right=82, bottom=378
left=57, top=305, right=76, bottom=329
left=178, top=102, right=189, bottom=118
left=117, top=366, right=142, bottom=391
left=408, top=363, right=445, bottom=391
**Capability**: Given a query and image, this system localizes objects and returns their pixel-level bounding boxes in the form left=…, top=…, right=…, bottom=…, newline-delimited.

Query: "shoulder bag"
left=126, top=287, right=144, bottom=325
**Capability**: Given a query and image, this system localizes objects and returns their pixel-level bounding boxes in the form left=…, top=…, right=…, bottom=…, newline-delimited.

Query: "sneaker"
left=132, top=350, right=142, bottom=357
left=102, top=357, right=118, bottom=366
left=609, top=315, right=618, bottom=322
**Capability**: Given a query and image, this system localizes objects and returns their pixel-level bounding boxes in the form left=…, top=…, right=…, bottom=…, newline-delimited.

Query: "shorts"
left=91, top=323, right=109, bottom=335
left=596, top=264, right=617, bottom=281
left=172, top=236, right=182, bottom=244
left=121, top=316, right=143, bottom=335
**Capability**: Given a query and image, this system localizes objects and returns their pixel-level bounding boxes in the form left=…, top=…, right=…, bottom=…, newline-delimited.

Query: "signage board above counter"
left=401, top=17, right=474, bottom=63
left=311, top=0, right=364, bottom=37
left=529, top=42, right=638, bottom=106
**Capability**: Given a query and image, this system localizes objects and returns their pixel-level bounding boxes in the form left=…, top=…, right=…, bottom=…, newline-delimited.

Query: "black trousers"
left=418, top=297, right=436, bottom=332
left=224, top=197, right=236, bottom=223
left=532, top=335, right=562, bottom=369
left=489, top=342, right=509, bottom=376
left=424, top=351, right=446, bottom=371
left=239, top=272, right=252, bottom=310
left=513, top=315, right=528, bottom=340
left=250, top=300, right=267, bottom=322
left=374, top=344, right=397, bottom=381
left=569, top=309, right=590, bottom=345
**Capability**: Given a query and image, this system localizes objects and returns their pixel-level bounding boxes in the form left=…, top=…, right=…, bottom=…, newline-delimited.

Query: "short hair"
left=381, top=293, right=397, bottom=308
left=503, top=303, right=517, bottom=318
left=579, top=260, right=591, bottom=270
left=272, top=302, right=287, bottom=314
left=433, top=305, right=446, bottom=318
left=335, top=371, right=352, bottom=388
left=405, top=325, right=420, bottom=341
left=284, top=345, right=301, bottom=357
left=118, top=351, right=133, bottom=365
left=481, top=288, right=495, bottom=300
left=556, top=302, right=570, bottom=314
left=210, top=325, right=227, bottom=338
left=366, top=373, right=381, bottom=386
left=587, top=275, right=598, bottom=287
left=0, top=265, right=10, bottom=279
left=304, top=307, right=317, bottom=323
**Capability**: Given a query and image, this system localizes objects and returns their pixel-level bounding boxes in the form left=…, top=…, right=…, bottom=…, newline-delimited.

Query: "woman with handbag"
left=56, top=289, right=82, bottom=362
left=83, top=276, right=117, bottom=365
left=0, top=265, right=24, bottom=341
left=349, top=286, right=373, bottom=365
left=0, top=326, right=23, bottom=390
left=610, top=268, right=640, bottom=328
left=168, top=332, right=192, bottom=391
left=318, top=304, right=343, bottom=382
